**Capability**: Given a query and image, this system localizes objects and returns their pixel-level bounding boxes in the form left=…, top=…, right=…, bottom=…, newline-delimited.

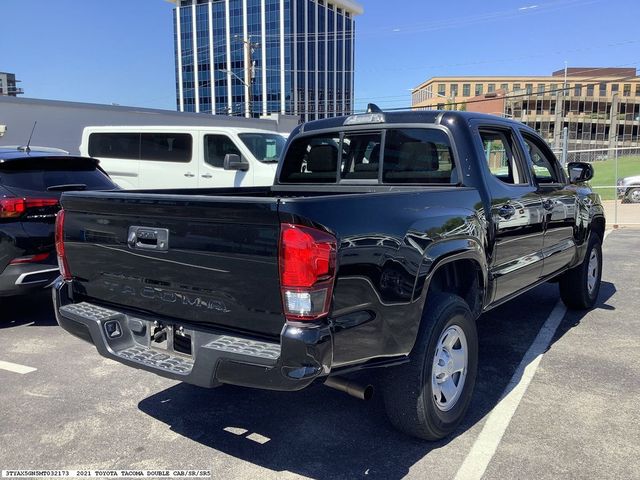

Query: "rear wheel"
left=559, top=232, right=602, bottom=310
left=381, top=293, right=478, bottom=440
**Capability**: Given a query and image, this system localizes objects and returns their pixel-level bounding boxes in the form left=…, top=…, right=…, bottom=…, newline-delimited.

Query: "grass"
left=589, top=155, right=640, bottom=200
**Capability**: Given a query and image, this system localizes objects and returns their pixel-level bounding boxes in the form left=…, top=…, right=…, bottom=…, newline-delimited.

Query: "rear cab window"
left=279, top=127, right=456, bottom=185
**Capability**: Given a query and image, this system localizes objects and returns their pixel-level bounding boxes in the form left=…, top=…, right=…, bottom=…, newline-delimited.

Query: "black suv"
left=0, top=147, right=117, bottom=297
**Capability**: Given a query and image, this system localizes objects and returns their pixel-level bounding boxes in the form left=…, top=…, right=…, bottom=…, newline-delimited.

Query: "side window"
left=279, top=134, right=341, bottom=183
left=204, top=135, right=242, bottom=168
left=140, top=133, right=192, bottom=162
left=521, top=133, right=562, bottom=184
left=88, top=133, right=140, bottom=159
left=479, top=129, right=527, bottom=185
left=340, top=132, right=382, bottom=180
left=382, top=129, right=454, bottom=184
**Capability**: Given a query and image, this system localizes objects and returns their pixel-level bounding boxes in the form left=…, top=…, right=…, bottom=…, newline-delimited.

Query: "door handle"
left=498, top=204, right=516, bottom=219
left=201, top=173, right=213, bottom=179
left=184, top=172, right=195, bottom=178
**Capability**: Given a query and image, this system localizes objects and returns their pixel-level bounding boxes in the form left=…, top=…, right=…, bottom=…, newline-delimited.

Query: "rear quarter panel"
left=279, top=187, right=486, bottom=367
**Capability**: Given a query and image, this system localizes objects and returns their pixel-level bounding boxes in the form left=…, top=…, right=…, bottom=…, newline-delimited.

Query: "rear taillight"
left=9, top=252, right=50, bottom=265
left=0, top=197, right=59, bottom=218
left=55, top=209, right=71, bottom=280
left=279, top=223, right=337, bottom=322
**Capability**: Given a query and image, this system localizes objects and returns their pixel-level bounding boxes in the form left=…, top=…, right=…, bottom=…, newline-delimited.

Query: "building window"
left=537, top=83, right=545, bottom=94
left=513, top=83, right=521, bottom=92
left=574, top=84, right=582, bottom=96
left=450, top=84, right=458, bottom=97
left=437, top=83, right=446, bottom=97
left=525, top=84, right=533, bottom=94
left=611, top=84, right=619, bottom=94
left=587, top=84, right=594, bottom=96
left=488, top=83, right=495, bottom=93
left=475, top=84, right=483, bottom=96
left=623, top=84, right=631, bottom=96
left=462, top=83, right=470, bottom=96
left=500, top=83, right=508, bottom=92
left=550, top=83, right=558, bottom=95
left=599, top=82, right=607, bottom=96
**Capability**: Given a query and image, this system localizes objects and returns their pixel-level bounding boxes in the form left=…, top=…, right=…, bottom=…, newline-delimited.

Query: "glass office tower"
left=171, top=0, right=362, bottom=120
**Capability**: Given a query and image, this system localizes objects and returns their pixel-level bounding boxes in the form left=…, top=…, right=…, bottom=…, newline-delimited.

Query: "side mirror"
left=223, top=153, right=249, bottom=171
left=567, top=161, right=594, bottom=183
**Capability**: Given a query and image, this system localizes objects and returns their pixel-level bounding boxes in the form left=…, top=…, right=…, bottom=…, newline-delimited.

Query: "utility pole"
left=240, top=35, right=259, bottom=118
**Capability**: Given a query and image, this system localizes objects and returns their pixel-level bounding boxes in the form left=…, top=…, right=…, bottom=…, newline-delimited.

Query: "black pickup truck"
left=53, top=110, right=605, bottom=440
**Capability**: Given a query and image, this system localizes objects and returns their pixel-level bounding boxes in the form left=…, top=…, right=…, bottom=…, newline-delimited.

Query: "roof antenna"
left=366, top=103, right=383, bottom=114
left=21, top=121, right=37, bottom=153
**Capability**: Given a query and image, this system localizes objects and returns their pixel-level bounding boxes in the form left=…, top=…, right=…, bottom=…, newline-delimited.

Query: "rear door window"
left=382, top=129, right=454, bottom=184
left=140, top=133, right=192, bottom=162
left=479, top=129, right=528, bottom=185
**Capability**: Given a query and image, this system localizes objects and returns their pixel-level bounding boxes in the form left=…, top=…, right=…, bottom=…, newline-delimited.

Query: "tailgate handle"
left=128, top=226, right=169, bottom=252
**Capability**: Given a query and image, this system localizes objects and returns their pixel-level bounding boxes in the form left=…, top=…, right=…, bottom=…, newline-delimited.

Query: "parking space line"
left=0, top=360, right=37, bottom=374
left=454, top=300, right=567, bottom=480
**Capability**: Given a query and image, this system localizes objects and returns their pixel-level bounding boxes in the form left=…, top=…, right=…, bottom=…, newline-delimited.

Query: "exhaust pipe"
left=324, top=376, right=374, bottom=401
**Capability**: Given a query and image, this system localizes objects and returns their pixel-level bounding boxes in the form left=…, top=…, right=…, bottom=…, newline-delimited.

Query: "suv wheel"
left=559, top=232, right=602, bottom=309
left=626, top=187, right=640, bottom=204
left=381, top=293, right=478, bottom=440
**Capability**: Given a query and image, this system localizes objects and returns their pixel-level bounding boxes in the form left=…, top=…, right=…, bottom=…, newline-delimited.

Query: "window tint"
left=280, top=134, right=340, bottom=183
left=89, top=133, right=192, bottom=163
left=521, top=133, right=561, bottom=183
left=340, top=132, right=381, bottom=180
left=382, top=129, right=454, bottom=184
left=479, top=129, right=526, bottom=185
left=0, top=161, right=115, bottom=191
left=89, top=133, right=140, bottom=159
left=204, top=135, right=242, bottom=168
left=140, top=133, right=192, bottom=162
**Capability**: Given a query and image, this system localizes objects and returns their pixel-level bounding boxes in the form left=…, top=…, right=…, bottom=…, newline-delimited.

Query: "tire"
left=559, top=232, right=602, bottom=310
left=381, top=293, right=478, bottom=441
left=626, top=187, right=640, bottom=204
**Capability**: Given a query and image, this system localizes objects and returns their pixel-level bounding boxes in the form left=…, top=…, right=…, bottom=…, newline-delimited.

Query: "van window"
left=204, top=135, right=242, bottom=168
left=140, top=133, right=192, bottom=162
left=382, top=129, right=455, bottom=184
left=238, top=133, right=285, bottom=163
left=88, top=132, right=192, bottom=163
left=88, top=133, right=140, bottom=159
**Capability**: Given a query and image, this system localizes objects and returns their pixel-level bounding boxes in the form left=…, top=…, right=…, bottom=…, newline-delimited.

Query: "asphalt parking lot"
left=1, top=229, right=639, bottom=479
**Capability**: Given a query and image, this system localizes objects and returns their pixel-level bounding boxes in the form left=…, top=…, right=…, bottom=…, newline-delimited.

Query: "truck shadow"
left=0, top=290, right=57, bottom=328
left=138, top=281, right=616, bottom=480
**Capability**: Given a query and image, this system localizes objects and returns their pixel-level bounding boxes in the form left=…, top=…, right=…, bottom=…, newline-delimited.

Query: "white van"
left=80, top=126, right=286, bottom=189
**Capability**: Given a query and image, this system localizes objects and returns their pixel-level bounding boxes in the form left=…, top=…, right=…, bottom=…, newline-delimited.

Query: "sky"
left=1, top=0, right=639, bottom=113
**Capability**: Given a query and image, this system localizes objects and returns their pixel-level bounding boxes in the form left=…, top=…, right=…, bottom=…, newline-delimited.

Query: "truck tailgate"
left=60, top=191, right=284, bottom=338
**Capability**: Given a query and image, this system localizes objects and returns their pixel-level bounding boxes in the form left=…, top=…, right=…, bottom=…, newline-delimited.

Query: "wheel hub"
left=431, top=325, right=468, bottom=412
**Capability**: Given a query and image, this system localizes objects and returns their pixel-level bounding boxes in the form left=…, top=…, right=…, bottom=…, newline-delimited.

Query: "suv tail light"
left=279, top=223, right=337, bottom=322
left=0, top=197, right=59, bottom=218
left=55, top=209, right=71, bottom=280
left=9, top=252, right=50, bottom=265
